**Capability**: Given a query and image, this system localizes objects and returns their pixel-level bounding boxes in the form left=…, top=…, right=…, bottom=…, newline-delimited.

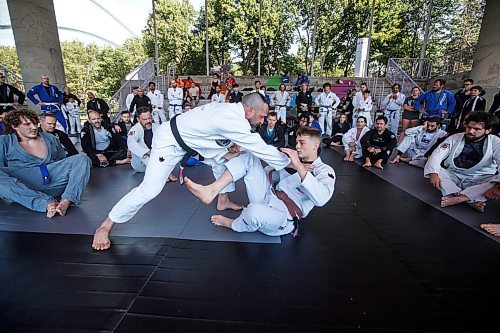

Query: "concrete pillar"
left=6, top=0, right=66, bottom=99
left=470, top=0, right=500, bottom=110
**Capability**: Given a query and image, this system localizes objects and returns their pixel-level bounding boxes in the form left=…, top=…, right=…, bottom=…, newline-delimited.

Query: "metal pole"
left=417, top=0, right=433, bottom=77
left=257, top=0, right=262, bottom=76
left=205, top=0, right=210, bottom=76
left=310, top=0, right=318, bottom=77
left=152, top=0, right=160, bottom=76
left=365, top=0, right=375, bottom=78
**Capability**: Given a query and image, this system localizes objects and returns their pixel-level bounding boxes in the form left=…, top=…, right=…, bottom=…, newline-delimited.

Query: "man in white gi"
left=381, top=83, right=405, bottom=136
left=352, top=83, right=368, bottom=111
left=126, top=87, right=138, bottom=120
left=424, top=112, right=499, bottom=212
left=184, top=127, right=335, bottom=237
left=92, top=93, right=293, bottom=250
left=354, top=89, right=373, bottom=128
left=167, top=79, right=183, bottom=120
left=390, top=117, right=447, bottom=167
left=251, top=80, right=265, bottom=96
left=271, top=84, right=291, bottom=123
left=211, top=85, right=226, bottom=103
left=343, top=116, right=370, bottom=162
left=146, top=82, right=166, bottom=124
left=315, top=82, right=341, bottom=136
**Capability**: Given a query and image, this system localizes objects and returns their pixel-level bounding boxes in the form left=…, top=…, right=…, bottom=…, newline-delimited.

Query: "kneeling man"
left=424, top=112, right=499, bottom=212
left=185, top=127, right=335, bottom=236
left=0, top=109, right=91, bottom=217
left=390, top=117, right=447, bottom=167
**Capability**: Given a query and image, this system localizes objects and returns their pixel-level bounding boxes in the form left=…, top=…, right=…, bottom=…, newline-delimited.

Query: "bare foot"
left=168, top=173, right=178, bottom=182
left=440, top=195, right=468, bottom=208
left=217, top=193, right=244, bottom=211
left=389, top=155, right=400, bottom=164
left=332, top=142, right=342, bottom=147
left=469, top=201, right=486, bottom=213
left=47, top=201, right=58, bottom=218
left=343, top=155, right=350, bottom=161
left=480, top=223, right=500, bottom=236
left=56, top=199, right=71, bottom=216
left=363, top=161, right=372, bottom=167
left=399, top=157, right=411, bottom=163
left=116, top=158, right=131, bottom=165
left=92, top=219, right=114, bottom=251
left=374, top=161, right=384, bottom=170
left=348, top=155, right=354, bottom=162
left=184, top=176, right=218, bottom=205
left=211, top=215, right=234, bottom=228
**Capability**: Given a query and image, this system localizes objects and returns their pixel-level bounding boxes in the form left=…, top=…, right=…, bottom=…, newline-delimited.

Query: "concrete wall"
left=7, top=0, right=66, bottom=100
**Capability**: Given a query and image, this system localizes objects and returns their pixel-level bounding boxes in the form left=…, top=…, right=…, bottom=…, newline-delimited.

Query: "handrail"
left=386, top=58, right=423, bottom=98
left=388, top=58, right=433, bottom=79
left=431, top=45, right=476, bottom=77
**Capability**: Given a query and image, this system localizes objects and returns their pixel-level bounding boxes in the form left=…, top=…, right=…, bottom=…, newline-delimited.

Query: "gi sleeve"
left=445, top=92, right=456, bottom=114
left=360, top=130, right=372, bottom=149
left=27, top=86, right=40, bottom=105
left=332, top=94, right=341, bottom=109
left=424, top=136, right=453, bottom=178
left=127, top=129, right=150, bottom=159
left=396, top=93, right=406, bottom=106
left=55, top=86, right=64, bottom=104
left=414, top=92, right=425, bottom=111
left=381, top=94, right=390, bottom=109
left=301, top=167, right=335, bottom=207
left=0, top=136, right=7, bottom=167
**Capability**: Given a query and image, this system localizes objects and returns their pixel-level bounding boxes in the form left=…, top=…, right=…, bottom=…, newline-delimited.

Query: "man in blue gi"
left=415, top=79, right=456, bottom=121
left=27, top=75, right=66, bottom=132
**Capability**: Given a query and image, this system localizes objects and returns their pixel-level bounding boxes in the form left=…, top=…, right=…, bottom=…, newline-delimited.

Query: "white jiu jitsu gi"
left=271, top=91, right=291, bottom=123
left=424, top=133, right=500, bottom=202
left=315, top=91, right=340, bottom=135
left=211, top=93, right=226, bottom=103
left=353, top=95, right=373, bottom=128
left=381, top=92, right=405, bottom=135
left=342, top=126, right=370, bottom=159
left=108, top=102, right=291, bottom=223
left=397, top=125, right=447, bottom=167
left=147, top=89, right=166, bottom=124
left=167, top=87, right=184, bottom=120
left=223, top=152, right=335, bottom=236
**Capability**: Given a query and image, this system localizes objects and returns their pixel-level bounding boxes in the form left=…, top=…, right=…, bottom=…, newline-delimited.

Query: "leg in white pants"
left=438, top=169, right=495, bottom=202
left=131, top=154, right=148, bottom=172
left=232, top=202, right=294, bottom=236
left=169, top=105, right=182, bottom=120
left=325, top=110, right=334, bottom=136
left=277, top=106, right=287, bottom=123
left=153, top=108, right=167, bottom=124
left=318, top=109, right=327, bottom=134
left=384, top=110, right=400, bottom=135
left=108, top=144, right=184, bottom=223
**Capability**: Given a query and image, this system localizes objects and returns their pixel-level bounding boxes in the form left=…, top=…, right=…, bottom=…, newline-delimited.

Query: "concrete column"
left=470, top=0, right=500, bottom=109
left=6, top=0, right=66, bottom=99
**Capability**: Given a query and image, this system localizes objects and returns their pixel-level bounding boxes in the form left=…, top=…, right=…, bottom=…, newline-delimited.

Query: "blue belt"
left=39, top=164, right=50, bottom=185
left=386, top=109, right=398, bottom=112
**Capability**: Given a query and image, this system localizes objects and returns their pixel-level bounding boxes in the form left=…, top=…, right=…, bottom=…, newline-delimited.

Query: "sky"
left=0, top=0, right=204, bottom=47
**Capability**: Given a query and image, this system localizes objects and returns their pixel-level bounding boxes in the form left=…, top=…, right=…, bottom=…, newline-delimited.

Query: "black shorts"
left=402, top=111, right=419, bottom=120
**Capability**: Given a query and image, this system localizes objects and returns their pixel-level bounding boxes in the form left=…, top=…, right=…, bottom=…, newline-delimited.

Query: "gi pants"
left=363, top=148, right=390, bottom=164
left=131, top=154, right=149, bottom=172
left=168, top=105, right=183, bottom=120
left=438, top=169, right=496, bottom=203
left=68, top=113, right=82, bottom=135
left=275, top=106, right=287, bottom=123
left=318, top=107, right=334, bottom=135
left=152, top=107, right=167, bottom=124
left=397, top=135, right=427, bottom=168
left=224, top=153, right=295, bottom=236
left=384, top=110, right=400, bottom=136
left=0, top=154, right=91, bottom=212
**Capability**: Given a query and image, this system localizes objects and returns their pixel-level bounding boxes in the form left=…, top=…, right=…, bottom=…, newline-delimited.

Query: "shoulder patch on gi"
left=391, top=135, right=395, bottom=138
left=328, top=173, right=335, bottom=179
left=128, top=131, right=135, bottom=136
left=159, top=157, right=165, bottom=162
left=440, top=143, right=449, bottom=149
left=215, top=139, right=232, bottom=147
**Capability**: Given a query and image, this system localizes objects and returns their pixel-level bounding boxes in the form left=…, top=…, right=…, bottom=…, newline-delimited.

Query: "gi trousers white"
left=439, top=169, right=496, bottom=202
left=318, top=108, right=334, bottom=135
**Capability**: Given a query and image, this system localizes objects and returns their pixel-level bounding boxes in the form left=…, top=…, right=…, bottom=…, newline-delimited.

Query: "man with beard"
left=415, top=78, right=456, bottom=121
left=390, top=117, right=447, bottom=167
left=27, top=75, right=65, bottom=131
left=92, top=93, right=295, bottom=250
left=86, top=91, right=110, bottom=125
left=0, top=73, right=25, bottom=112
left=424, top=112, right=499, bottom=213
left=381, top=83, right=406, bottom=136
left=361, top=116, right=397, bottom=169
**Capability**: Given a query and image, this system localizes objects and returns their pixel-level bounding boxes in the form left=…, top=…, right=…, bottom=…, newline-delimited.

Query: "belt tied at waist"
left=170, top=114, right=197, bottom=184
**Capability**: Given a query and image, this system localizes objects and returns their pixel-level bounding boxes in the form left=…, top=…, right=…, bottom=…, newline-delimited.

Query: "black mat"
left=0, top=163, right=280, bottom=244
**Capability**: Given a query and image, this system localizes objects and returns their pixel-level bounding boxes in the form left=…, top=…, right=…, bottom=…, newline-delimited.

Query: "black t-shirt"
left=44, top=85, right=51, bottom=96
left=144, top=128, right=153, bottom=149
left=454, top=137, right=485, bottom=169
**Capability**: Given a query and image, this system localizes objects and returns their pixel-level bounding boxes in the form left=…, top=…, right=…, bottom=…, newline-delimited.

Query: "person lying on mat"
left=480, top=184, right=500, bottom=236
left=92, top=93, right=313, bottom=251
left=184, top=127, right=335, bottom=237
left=0, top=109, right=91, bottom=217
left=424, top=112, right=499, bottom=213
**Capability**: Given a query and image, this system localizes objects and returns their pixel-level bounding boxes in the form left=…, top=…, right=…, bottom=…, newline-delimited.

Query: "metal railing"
left=388, top=58, right=433, bottom=79
left=431, top=45, right=476, bottom=77
left=386, top=58, right=423, bottom=98
left=0, top=63, right=24, bottom=91
left=108, top=58, right=155, bottom=121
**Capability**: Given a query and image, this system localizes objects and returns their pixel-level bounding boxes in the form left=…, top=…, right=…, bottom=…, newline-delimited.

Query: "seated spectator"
left=229, top=84, right=244, bottom=103
left=86, top=91, right=110, bottom=125
left=455, top=85, right=487, bottom=132
left=62, top=86, right=81, bottom=106
left=287, top=113, right=309, bottom=148
left=257, top=111, right=285, bottom=148
left=361, top=116, right=397, bottom=169
left=225, top=72, right=236, bottom=92
left=322, top=114, right=351, bottom=147
left=188, top=81, right=200, bottom=107
left=127, top=107, right=178, bottom=182
left=400, top=86, right=421, bottom=143
left=294, top=74, right=310, bottom=91
left=424, top=112, right=499, bottom=213
left=0, top=109, right=90, bottom=217
left=173, top=74, right=182, bottom=88
left=390, top=117, right=447, bottom=167
left=342, top=116, right=369, bottom=161
left=113, top=110, right=134, bottom=145
left=62, top=96, right=81, bottom=137
left=307, top=112, right=321, bottom=132
left=39, top=112, right=79, bottom=156
left=81, top=111, right=130, bottom=168
left=208, top=74, right=221, bottom=99
left=260, top=85, right=271, bottom=104
left=212, top=62, right=221, bottom=76
left=282, top=72, right=290, bottom=84
left=211, top=85, right=226, bottom=103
